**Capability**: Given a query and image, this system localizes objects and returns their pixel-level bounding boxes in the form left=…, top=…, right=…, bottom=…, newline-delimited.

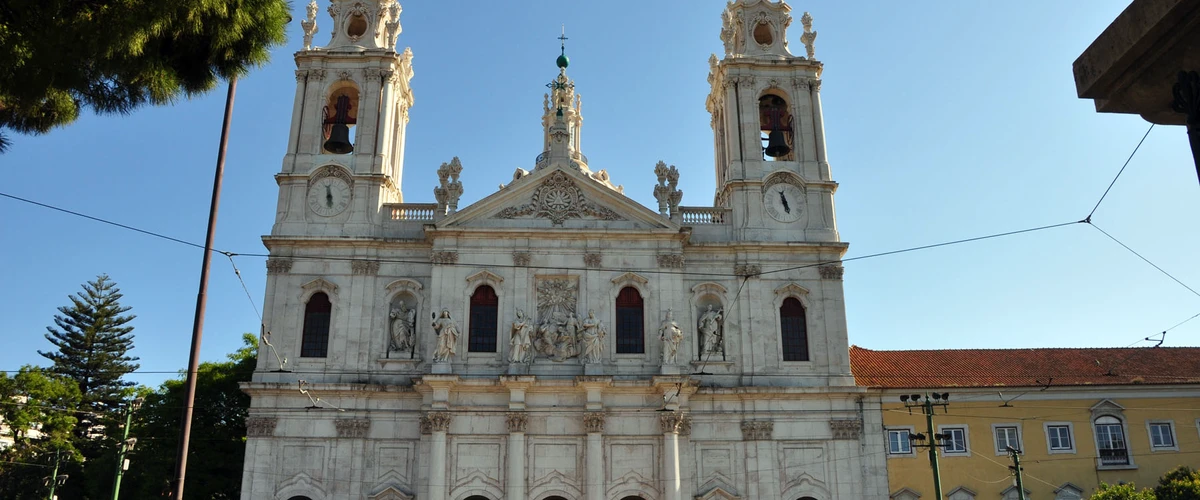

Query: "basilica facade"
left=240, top=1, right=889, bottom=499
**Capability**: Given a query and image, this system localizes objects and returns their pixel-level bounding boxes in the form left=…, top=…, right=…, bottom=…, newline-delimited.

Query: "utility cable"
left=757, top=220, right=1084, bottom=277
left=2, top=189, right=1090, bottom=282
left=0, top=191, right=207, bottom=250
left=1086, top=123, right=1154, bottom=220
left=225, top=253, right=262, bottom=321
left=1087, top=222, right=1200, bottom=299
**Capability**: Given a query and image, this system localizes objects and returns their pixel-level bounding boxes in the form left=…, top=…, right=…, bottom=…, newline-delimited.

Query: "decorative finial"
left=556, top=25, right=570, bottom=69
left=800, top=12, right=817, bottom=60
left=301, top=0, right=319, bottom=50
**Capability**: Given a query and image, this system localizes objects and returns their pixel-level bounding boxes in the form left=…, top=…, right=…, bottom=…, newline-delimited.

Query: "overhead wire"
left=1087, top=221, right=1200, bottom=299
left=1086, top=123, right=1155, bottom=220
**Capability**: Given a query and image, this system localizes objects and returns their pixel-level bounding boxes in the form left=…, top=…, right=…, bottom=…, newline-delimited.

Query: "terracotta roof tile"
left=849, top=345, right=1200, bottom=389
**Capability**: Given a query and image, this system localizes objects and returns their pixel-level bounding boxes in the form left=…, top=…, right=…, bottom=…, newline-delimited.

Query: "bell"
left=764, top=129, right=790, bottom=158
left=323, top=124, right=353, bottom=154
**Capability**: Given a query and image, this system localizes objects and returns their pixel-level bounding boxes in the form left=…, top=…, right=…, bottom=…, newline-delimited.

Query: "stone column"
left=286, top=70, right=309, bottom=158
left=422, top=411, right=452, bottom=500
left=659, top=413, right=691, bottom=500
left=506, top=413, right=528, bottom=500
left=300, top=69, right=326, bottom=155
left=810, top=79, right=828, bottom=167
left=742, top=420, right=776, bottom=500
left=584, top=412, right=606, bottom=500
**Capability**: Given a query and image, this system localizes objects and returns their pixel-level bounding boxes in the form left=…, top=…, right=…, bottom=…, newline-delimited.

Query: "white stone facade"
left=240, top=1, right=889, bottom=499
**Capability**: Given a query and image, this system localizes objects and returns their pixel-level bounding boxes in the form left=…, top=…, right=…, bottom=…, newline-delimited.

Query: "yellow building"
left=851, top=346, right=1200, bottom=500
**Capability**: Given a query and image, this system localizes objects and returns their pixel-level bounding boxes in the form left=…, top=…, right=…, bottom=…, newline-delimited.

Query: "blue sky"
left=2, top=1, right=1197, bottom=388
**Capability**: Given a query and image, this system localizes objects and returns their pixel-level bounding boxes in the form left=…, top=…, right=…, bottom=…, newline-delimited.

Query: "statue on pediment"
left=698, top=304, right=725, bottom=356
left=579, top=309, right=606, bottom=364
left=660, top=309, right=684, bottom=364
left=432, top=309, right=458, bottom=362
left=510, top=308, right=534, bottom=363
left=389, top=301, right=416, bottom=354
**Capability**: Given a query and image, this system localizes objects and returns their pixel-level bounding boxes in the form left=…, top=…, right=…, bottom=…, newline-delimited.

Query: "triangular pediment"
left=438, top=166, right=678, bottom=231
left=696, top=486, right=741, bottom=500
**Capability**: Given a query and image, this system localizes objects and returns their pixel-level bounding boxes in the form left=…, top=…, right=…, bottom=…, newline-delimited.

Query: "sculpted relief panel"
left=534, top=277, right=581, bottom=361
left=494, top=171, right=623, bottom=225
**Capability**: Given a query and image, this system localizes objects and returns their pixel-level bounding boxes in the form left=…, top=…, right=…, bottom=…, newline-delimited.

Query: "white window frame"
left=1092, top=415, right=1136, bottom=469
left=1044, top=422, right=1076, bottom=454
left=992, top=423, right=1022, bottom=455
left=937, top=424, right=970, bottom=457
left=1146, top=421, right=1178, bottom=452
left=1091, top=400, right=1136, bottom=470
left=886, top=427, right=915, bottom=456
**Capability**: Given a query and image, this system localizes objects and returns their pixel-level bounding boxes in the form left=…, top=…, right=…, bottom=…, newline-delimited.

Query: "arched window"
left=780, top=297, right=808, bottom=361
left=544, top=497, right=569, bottom=500
left=615, top=287, right=645, bottom=354
left=620, top=497, right=646, bottom=500
left=301, top=292, right=332, bottom=357
left=468, top=285, right=499, bottom=352
left=465, top=496, right=491, bottom=500
left=759, top=94, right=794, bottom=161
left=288, top=497, right=313, bottom=500
left=1095, top=416, right=1129, bottom=465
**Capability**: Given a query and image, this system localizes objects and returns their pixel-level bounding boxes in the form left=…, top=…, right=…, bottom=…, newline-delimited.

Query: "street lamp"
left=111, top=396, right=144, bottom=500
left=901, top=393, right=952, bottom=500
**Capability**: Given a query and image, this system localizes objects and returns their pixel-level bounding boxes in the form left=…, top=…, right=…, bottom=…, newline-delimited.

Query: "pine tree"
left=38, top=275, right=140, bottom=444
left=0, top=0, right=291, bottom=152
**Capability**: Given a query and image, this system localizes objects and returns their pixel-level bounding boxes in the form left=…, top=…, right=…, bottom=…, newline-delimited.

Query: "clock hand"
left=325, top=185, right=333, bottom=208
left=778, top=189, right=790, bottom=213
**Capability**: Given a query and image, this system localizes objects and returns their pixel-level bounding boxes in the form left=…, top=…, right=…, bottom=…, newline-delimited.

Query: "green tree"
left=1092, top=483, right=1157, bottom=500
left=0, top=367, right=82, bottom=500
left=123, top=334, right=257, bottom=499
left=1155, top=466, right=1200, bottom=500
left=0, top=0, right=291, bottom=151
left=38, top=274, right=140, bottom=498
left=39, top=274, right=139, bottom=434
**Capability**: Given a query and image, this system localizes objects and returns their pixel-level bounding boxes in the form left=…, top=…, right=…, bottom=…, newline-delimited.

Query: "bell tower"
left=273, top=0, right=414, bottom=237
left=705, top=0, right=838, bottom=242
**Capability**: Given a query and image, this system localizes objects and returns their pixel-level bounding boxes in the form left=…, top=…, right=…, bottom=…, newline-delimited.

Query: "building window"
left=1046, top=424, right=1074, bottom=452
left=300, top=292, right=332, bottom=357
left=940, top=426, right=968, bottom=455
left=994, top=425, right=1021, bottom=454
left=780, top=297, right=809, bottom=361
left=1148, top=422, right=1176, bottom=450
left=1095, top=416, right=1129, bottom=466
left=887, top=429, right=912, bottom=455
left=615, top=287, right=645, bottom=354
left=468, top=285, right=499, bottom=352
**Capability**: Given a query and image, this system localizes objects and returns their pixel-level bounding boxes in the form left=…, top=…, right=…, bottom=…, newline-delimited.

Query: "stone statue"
left=510, top=308, right=534, bottom=363
left=698, top=304, right=725, bottom=355
left=534, top=317, right=556, bottom=358
left=389, top=301, right=416, bottom=353
left=554, top=312, right=579, bottom=361
left=659, top=309, right=684, bottom=364
left=432, top=309, right=459, bottom=362
left=800, top=12, right=817, bottom=60
left=301, top=0, right=319, bottom=50
left=579, top=309, right=606, bottom=364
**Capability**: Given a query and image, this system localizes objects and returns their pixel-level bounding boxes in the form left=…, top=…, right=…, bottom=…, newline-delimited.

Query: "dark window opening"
left=781, top=297, right=809, bottom=361
left=301, top=292, right=332, bottom=357
left=616, top=287, right=645, bottom=354
left=468, top=285, right=499, bottom=352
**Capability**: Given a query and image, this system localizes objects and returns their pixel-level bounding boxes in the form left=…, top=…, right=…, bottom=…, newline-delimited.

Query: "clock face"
left=764, top=183, right=804, bottom=223
left=308, top=177, right=352, bottom=217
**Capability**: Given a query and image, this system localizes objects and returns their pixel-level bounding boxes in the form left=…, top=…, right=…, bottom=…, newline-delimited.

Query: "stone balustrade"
left=386, top=203, right=437, bottom=221
left=678, top=206, right=730, bottom=225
